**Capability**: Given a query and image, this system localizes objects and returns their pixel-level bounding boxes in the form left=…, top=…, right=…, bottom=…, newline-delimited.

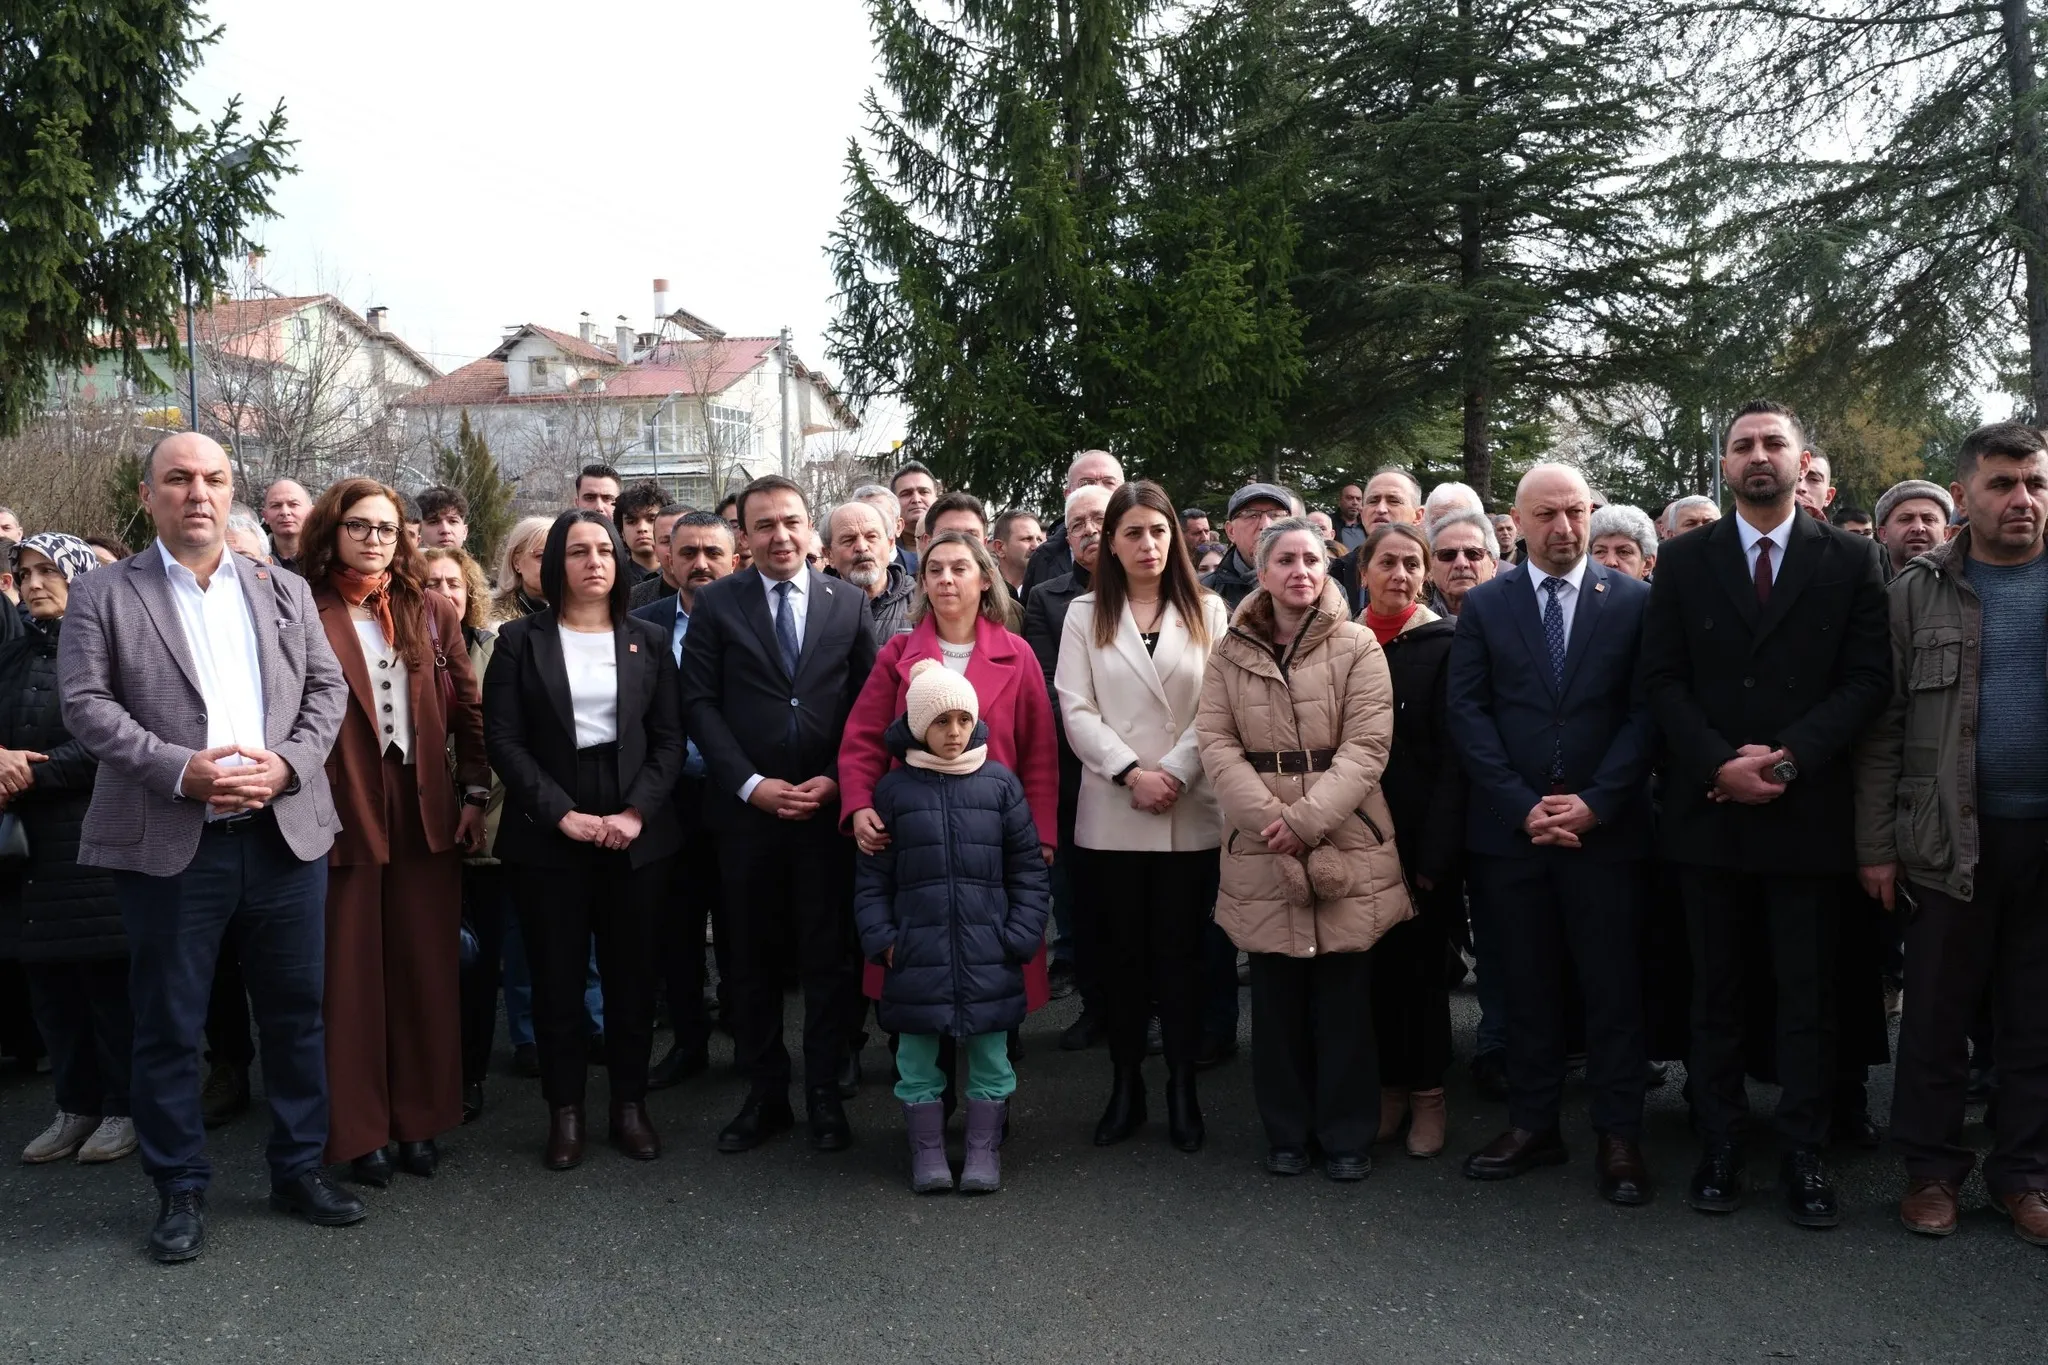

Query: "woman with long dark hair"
left=1055, top=479, right=1229, bottom=1151
left=298, top=479, right=489, bottom=1186
left=484, top=511, right=684, bottom=1170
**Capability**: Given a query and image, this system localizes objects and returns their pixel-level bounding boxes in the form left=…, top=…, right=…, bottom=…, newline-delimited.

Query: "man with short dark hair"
left=614, top=481, right=666, bottom=585
left=1795, top=450, right=1838, bottom=520
left=921, top=490, right=988, bottom=548
left=1180, top=508, right=1213, bottom=544
left=990, top=509, right=1046, bottom=599
left=1333, top=483, right=1368, bottom=551
left=889, top=462, right=940, bottom=558
left=575, top=464, right=623, bottom=519
left=1874, top=479, right=1956, bottom=579
left=628, top=503, right=692, bottom=610
left=416, top=485, right=469, bottom=550
left=1858, top=421, right=2048, bottom=1245
left=1832, top=506, right=1873, bottom=538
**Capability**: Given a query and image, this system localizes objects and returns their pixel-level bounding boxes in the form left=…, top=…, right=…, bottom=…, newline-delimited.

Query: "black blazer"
left=1641, top=510, right=1890, bottom=873
left=1020, top=565, right=1091, bottom=833
left=677, top=566, right=877, bottom=833
left=631, top=592, right=682, bottom=661
left=1445, top=559, right=1656, bottom=863
left=482, top=609, right=684, bottom=868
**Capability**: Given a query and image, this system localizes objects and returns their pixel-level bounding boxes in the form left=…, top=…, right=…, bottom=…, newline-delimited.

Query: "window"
left=708, top=403, right=752, bottom=457
left=530, top=356, right=550, bottom=387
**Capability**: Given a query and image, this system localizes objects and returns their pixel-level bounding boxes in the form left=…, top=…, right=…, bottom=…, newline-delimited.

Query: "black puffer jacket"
left=0, top=618, right=122, bottom=961
left=853, top=717, right=1051, bottom=1037
left=1202, top=546, right=1260, bottom=612
left=1378, top=608, right=1465, bottom=887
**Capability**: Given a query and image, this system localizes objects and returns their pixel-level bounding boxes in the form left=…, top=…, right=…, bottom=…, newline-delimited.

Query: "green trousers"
left=894, top=1031, right=1015, bottom=1104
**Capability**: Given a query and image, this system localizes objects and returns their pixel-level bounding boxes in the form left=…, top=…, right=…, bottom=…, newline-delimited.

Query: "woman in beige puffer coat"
left=1196, top=518, right=1412, bottom=1179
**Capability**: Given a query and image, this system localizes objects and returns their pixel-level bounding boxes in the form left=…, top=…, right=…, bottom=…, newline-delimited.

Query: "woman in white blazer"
left=1056, top=479, right=1230, bottom=1154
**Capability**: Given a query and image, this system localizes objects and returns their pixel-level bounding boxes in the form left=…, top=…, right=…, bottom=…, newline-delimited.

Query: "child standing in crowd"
left=855, top=660, right=1050, bottom=1193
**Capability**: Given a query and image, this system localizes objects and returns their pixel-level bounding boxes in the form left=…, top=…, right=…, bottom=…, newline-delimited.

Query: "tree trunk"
left=2005, top=0, right=2048, bottom=419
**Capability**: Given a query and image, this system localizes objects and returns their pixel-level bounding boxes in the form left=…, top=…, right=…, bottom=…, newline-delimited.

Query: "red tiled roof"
left=173, top=295, right=328, bottom=345
left=487, top=324, right=621, bottom=366
left=404, top=358, right=508, bottom=407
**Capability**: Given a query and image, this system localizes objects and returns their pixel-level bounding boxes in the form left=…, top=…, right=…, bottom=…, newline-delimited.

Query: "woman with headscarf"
left=1, top=535, right=137, bottom=1166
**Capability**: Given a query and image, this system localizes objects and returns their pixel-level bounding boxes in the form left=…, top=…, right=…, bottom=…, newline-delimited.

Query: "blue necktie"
left=773, top=579, right=800, bottom=679
left=1542, top=577, right=1567, bottom=783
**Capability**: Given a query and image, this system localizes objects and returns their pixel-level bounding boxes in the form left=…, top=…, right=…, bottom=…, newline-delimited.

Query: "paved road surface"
left=1, top=990, right=2041, bottom=1363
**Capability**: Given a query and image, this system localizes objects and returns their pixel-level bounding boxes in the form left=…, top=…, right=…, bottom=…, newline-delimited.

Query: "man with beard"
left=826, top=500, right=913, bottom=644
left=1643, top=400, right=1890, bottom=1229
left=1427, top=510, right=1499, bottom=620
left=633, top=512, right=735, bottom=1087
left=1874, top=480, right=1956, bottom=581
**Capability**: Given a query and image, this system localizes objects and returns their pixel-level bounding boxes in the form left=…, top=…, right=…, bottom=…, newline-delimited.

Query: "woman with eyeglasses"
left=299, top=480, right=489, bottom=1186
left=484, top=511, right=684, bottom=1170
left=1358, top=522, right=1466, bottom=1158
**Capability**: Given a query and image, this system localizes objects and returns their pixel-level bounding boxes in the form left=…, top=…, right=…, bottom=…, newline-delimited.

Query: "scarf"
left=1363, top=603, right=1417, bottom=646
left=905, top=744, right=989, bottom=776
left=332, top=565, right=397, bottom=646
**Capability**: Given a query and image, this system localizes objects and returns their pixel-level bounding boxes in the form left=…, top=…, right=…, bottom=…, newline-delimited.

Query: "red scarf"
left=1363, top=603, right=1417, bottom=646
left=332, top=566, right=396, bottom=646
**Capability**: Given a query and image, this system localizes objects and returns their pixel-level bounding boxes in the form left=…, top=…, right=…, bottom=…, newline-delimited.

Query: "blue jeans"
left=116, top=815, right=329, bottom=1193
left=501, top=918, right=603, bottom=1048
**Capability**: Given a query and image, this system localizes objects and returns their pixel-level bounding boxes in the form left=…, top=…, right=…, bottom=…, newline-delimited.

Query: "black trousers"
left=1074, top=846, right=1219, bottom=1071
left=24, top=956, right=133, bottom=1117
left=1684, top=867, right=1837, bottom=1148
left=660, top=777, right=727, bottom=1056
left=509, top=746, right=666, bottom=1108
left=720, top=819, right=857, bottom=1096
left=458, top=861, right=510, bottom=1089
left=1470, top=852, right=1647, bottom=1139
left=1370, top=888, right=1453, bottom=1092
left=1249, top=950, right=1377, bottom=1153
left=1894, top=817, right=2048, bottom=1194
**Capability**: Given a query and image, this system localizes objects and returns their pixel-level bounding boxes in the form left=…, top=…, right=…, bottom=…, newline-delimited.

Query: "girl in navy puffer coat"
left=855, top=660, right=1049, bottom=1194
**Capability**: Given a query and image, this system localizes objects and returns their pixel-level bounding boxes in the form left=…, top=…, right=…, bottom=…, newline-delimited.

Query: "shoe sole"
left=1464, top=1150, right=1569, bottom=1181
left=267, top=1195, right=366, bottom=1227
left=1688, top=1195, right=1740, bottom=1214
left=809, top=1134, right=851, bottom=1152
left=958, top=1180, right=999, bottom=1194
left=610, top=1141, right=659, bottom=1162
left=1601, top=1183, right=1653, bottom=1207
left=1787, top=1208, right=1841, bottom=1229
left=77, top=1142, right=140, bottom=1165
left=1901, top=1214, right=1958, bottom=1237
left=1266, top=1160, right=1308, bottom=1177
left=2000, top=1205, right=2048, bottom=1247
left=150, top=1241, right=204, bottom=1265
left=22, top=1146, right=86, bottom=1165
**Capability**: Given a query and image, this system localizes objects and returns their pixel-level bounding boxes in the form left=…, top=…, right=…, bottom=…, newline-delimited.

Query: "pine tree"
left=828, top=0, right=1303, bottom=507
left=436, top=411, right=514, bottom=565
left=0, top=1, right=293, bottom=437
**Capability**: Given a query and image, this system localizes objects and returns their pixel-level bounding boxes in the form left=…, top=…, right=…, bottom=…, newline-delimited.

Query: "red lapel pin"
left=1594, top=582, right=1606, bottom=593
left=628, top=643, right=639, bottom=653
left=255, top=571, right=269, bottom=580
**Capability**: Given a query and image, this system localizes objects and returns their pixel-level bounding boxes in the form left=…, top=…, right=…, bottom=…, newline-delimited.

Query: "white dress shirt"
left=740, top=569, right=812, bottom=804
left=1736, top=508, right=1798, bottom=580
left=161, top=541, right=268, bottom=815
left=1530, top=554, right=1590, bottom=644
left=353, top=620, right=413, bottom=763
left=558, top=627, right=620, bottom=748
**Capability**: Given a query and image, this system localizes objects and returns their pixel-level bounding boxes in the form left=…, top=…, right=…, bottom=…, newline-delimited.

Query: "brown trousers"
left=323, top=756, right=462, bottom=1163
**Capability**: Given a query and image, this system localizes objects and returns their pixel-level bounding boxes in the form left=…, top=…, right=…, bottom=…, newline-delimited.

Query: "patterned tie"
left=1754, top=536, right=1774, bottom=606
left=773, top=579, right=800, bottom=678
left=1541, top=576, right=1568, bottom=685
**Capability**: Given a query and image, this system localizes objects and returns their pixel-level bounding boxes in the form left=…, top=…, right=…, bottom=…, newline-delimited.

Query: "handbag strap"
left=423, top=602, right=458, bottom=716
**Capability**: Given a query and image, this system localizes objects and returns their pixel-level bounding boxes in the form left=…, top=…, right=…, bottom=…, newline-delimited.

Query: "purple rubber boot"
left=904, top=1101, right=953, bottom=1193
left=959, top=1098, right=1006, bottom=1194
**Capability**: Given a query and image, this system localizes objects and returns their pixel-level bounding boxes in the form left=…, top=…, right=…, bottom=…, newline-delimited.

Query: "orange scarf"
left=332, top=566, right=396, bottom=646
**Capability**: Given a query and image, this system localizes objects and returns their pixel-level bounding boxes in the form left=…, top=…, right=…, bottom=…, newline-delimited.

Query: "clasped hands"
left=1125, top=767, right=1182, bottom=816
left=559, top=807, right=643, bottom=851
left=180, top=744, right=293, bottom=815
left=1710, top=744, right=1789, bottom=805
left=749, top=775, right=838, bottom=821
left=1524, top=793, right=1596, bottom=848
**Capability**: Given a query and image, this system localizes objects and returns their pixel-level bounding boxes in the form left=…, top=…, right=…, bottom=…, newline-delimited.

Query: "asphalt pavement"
left=1, top=988, right=2041, bottom=1364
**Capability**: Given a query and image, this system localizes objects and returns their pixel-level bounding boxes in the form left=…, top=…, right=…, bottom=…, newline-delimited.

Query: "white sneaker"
left=21, top=1111, right=98, bottom=1164
left=76, top=1116, right=138, bottom=1164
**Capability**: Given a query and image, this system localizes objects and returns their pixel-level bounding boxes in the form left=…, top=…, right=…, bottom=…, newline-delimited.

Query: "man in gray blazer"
left=60, top=432, right=360, bottom=1263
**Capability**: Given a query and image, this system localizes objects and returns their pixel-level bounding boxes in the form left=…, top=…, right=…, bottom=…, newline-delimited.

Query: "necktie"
left=773, top=579, right=800, bottom=678
left=1754, top=536, right=1774, bottom=605
left=1541, top=577, right=1568, bottom=685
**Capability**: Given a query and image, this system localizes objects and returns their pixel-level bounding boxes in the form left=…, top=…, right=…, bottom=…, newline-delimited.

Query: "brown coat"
left=1196, top=579, right=1413, bottom=957
left=314, top=584, right=488, bottom=866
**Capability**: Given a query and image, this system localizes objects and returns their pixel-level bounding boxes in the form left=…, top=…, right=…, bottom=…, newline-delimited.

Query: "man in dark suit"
left=1643, top=399, right=1891, bottom=1228
left=679, top=476, right=878, bottom=1152
left=1446, top=462, right=1657, bottom=1206
left=632, top=512, right=735, bottom=1088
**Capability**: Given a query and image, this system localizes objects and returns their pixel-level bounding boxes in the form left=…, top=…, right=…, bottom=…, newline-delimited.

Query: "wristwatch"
left=462, top=791, right=489, bottom=809
left=1770, top=758, right=1799, bottom=784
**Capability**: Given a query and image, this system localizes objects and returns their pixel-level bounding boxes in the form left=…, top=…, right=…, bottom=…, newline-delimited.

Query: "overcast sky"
left=182, top=0, right=893, bottom=429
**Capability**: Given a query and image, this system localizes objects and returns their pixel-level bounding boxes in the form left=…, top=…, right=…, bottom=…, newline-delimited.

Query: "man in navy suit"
left=1446, top=462, right=1657, bottom=1205
left=678, top=478, right=877, bottom=1153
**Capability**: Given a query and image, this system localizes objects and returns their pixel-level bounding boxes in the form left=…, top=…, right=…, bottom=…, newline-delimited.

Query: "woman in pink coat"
left=841, top=531, right=1059, bottom=1027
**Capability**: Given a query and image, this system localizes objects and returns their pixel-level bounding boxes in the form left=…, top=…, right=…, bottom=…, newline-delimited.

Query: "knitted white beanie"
left=905, top=657, right=980, bottom=742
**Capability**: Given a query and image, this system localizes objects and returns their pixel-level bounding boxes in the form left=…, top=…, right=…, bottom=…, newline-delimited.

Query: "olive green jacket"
left=1853, top=532, right=1985, bottom=901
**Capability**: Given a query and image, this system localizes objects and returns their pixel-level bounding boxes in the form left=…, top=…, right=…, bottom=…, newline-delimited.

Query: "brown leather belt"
left=1243, top=748, right=1335, bottom=775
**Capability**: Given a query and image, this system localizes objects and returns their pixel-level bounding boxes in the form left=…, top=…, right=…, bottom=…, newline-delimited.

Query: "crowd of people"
left=0, top=403, right=2041, bottom=1265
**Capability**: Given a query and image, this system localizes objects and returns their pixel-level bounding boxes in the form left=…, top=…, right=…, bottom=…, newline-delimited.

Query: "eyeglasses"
left=1434, top=547, right=1488, bottom=563
left=341, top=519, right=401, bottom=545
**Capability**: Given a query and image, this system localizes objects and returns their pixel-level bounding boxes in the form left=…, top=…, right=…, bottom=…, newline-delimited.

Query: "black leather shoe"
left=269, top=1169, right=367, bottom=1227
left=717, top=1093, right=795, bottom=1153
left=1829, top=1110, right=1882, bottom=1151
left=647, top=1040, right=709, bottom=1091
left=1060, top=1010, right=1107, bottom=1052
left=149, top=1190, right=206, bottom=1264
left=394, top=1139, right=438, bottom=1178
left=1595, top=1134, right=1652, bottom=1206
left=1094, top=1066, right=1147, bottom=1145
left=511, top=1043, right=540, bottom=1078
left=348, top=1148, right=393, bottom=1188
left=1266, top=1146, right=1309, bottom=1176
left=1324, top=1151, right=1371, bottom=1182
left=807, top=1086, right=852, bottom=1151
left=1469, top=1051, right=1509, bottom=1102
left=836, top=1049, right=862, bottom=1101
left=1687, top=1140, right=1743, bottom=1213
left=1166, top=1067, right=1204, bottom=1152
left=1781, top=1149, right=1841, bottom=1229
left=461, top=1083, right=484, bottom=1124
left=1462, top=1127, right=1567, bottom=1180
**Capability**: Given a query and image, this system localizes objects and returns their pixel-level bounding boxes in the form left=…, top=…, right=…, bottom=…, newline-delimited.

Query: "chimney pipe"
left=615, top=316, right=635, bottom=365
left=578, top=311, right=593, bottom=344
left=652, top=278, right=670, bottom=322
left=365, top=305, right=386, bottom=334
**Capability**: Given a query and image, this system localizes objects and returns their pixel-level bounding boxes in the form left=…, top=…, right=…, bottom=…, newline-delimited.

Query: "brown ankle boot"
left=1378, top=1089, right=1409, bottom=1144
left=1900, top=1178, right=1960, bottom=1236
left=545, top=1105, right=584, bottom=1170
left=610, top=1100, right=660, bottom=1160
left=1406, top=1088, right=1446, bottom=1158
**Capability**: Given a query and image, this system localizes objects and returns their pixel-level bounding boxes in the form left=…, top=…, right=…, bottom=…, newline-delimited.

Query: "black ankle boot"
left=1166, top=1067, right=1205, bottom=1152
left=1093, top=1065, right=1146, bottom=1146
